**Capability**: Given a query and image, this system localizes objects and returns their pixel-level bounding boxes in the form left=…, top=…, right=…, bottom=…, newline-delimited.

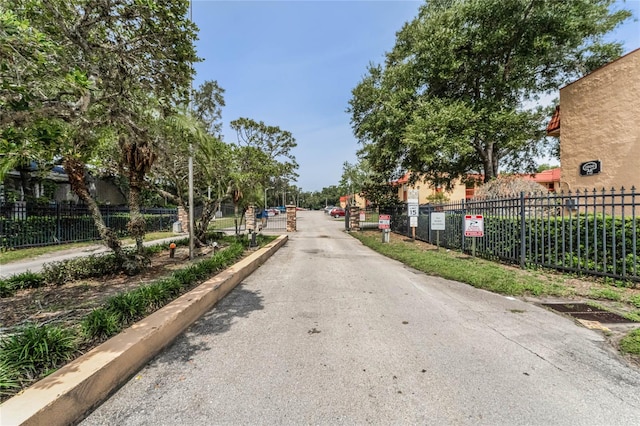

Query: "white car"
left=323, top=206, right=336, bottom=214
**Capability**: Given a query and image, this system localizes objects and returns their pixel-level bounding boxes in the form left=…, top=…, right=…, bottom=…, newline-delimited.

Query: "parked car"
left=267, top=208, right=279, bottom=216
left=324, top=205, right=336, bottom=214
left=329, top=207, right=345, bottom=218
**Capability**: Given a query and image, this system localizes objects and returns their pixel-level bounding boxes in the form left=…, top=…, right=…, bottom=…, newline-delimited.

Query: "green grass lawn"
left=351, top=231, right=569, bottom=297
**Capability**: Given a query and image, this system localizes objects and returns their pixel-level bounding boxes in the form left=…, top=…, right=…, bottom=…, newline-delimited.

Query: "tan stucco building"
left=549, top=48, right=640, bottom=192
left=394, top=173, right=469, bottom=203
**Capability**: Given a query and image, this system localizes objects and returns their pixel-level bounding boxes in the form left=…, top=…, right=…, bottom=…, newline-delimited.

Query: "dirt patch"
left=0, top=245, right=221, bottom=331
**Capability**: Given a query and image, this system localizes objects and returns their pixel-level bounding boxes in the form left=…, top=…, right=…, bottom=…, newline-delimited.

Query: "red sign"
left=378, top=214, right=391, bottom=229
left=464, top=214, right=484, bottom=237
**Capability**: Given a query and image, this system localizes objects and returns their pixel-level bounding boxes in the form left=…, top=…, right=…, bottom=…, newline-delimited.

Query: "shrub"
left=81, top=308, right=122, bottom=340
left=0, top=280, right=16, bottom=298
left=630, top=295, right=640, bottom=308
left=0, top=323, right=77, bottom=376
left=105, top=292, right=147, bottom=324
left=0, top=271, right=46, bottom=298
left=42, top=253, right=121, bottom=285
left=0, top=358, right=21, bottom=397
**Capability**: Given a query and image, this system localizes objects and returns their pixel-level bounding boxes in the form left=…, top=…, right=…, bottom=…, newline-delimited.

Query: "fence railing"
left=382, top=187, right=640, bottom=282
left=0, top=202, right=177, bottom=250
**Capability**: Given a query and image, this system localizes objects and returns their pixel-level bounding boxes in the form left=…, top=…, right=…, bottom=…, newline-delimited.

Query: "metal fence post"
left=519, top=191, right=526, bottom=269
left=56, top=202, right=61, bottom=244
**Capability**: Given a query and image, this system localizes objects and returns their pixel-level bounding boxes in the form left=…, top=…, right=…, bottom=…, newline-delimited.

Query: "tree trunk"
left=127, top=171, right=146, bottom=255
left=17, top=166, right=33, bottom=200
left=63, top=157, right=125, bottom=260
left=482, top=146, right=499, bottom=182
left=194, top=198, right=218, bottom=245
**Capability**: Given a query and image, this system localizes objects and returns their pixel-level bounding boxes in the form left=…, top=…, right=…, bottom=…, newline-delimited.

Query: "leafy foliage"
left=349, top=0, right=630, bottom=186
left=0, top=323, right=77, bottom=378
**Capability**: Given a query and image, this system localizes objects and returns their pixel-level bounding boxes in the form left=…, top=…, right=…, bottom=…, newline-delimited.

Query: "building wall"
left=560, top=49, right=640, bottom=192
left=397, top=177, right=468, bottom=204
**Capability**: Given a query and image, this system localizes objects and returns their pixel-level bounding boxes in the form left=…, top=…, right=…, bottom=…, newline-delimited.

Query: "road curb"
left=0, top=235, right=288, bottom=426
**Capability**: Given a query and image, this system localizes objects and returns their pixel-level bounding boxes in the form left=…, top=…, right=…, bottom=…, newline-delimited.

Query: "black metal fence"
left=382, top=187, right=640, bottom=282
left=0, top=202, right=177, bottom=250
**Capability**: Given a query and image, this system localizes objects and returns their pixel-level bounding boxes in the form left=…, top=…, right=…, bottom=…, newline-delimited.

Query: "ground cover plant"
left=352, top=230, right=640, bottom=363
left=0, top=233, right=275, bottom=401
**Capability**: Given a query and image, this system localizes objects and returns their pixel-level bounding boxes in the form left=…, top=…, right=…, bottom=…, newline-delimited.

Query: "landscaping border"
left=0, top=235, right=287, bottom=426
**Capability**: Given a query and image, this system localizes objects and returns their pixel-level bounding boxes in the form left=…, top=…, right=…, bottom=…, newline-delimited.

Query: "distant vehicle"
left=329, top=207, right=345, bottom=218
left=324, top=206, right=336, bottom=214
left=267, top=208, right=279, bottom=216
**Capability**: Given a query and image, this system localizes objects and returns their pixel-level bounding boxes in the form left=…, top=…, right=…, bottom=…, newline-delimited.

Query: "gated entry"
left=260, top=208, right=287, bottom=231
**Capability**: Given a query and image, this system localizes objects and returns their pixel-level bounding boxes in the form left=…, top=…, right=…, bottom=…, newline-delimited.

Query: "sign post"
left=464, top=214, right=484, bottom=257
left=430, top=212, right=445, bottom=248
left=407, top=189, right=419, bottom=241
left=379, top=214, right=391, bottom=243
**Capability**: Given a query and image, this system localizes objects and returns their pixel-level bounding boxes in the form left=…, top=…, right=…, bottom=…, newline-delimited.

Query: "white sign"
left=407, top=189, right=419, bottom=204
left=409, top=216, right=418, bottom=227
left=408, top=203, right=419, bottom=217
left=431, top=212, right=445, bottom=230
left=359, top=212, right=365, bottom=221
left=378, top=214, right=391, bottom=229
left=464, top=215, right=484, bottom=237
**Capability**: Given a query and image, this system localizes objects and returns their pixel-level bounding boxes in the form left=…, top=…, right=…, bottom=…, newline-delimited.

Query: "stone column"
left=349, top=206, right=360, bottom=231
left=286, top=205, right=297, bottom=232
left=177, top=206, right=189, bottom=233
left=246, top=204, right=256, bottom=231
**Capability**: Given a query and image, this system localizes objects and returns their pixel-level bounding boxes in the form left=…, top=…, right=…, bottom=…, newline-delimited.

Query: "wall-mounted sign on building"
left=579, top=160, right=601, bottom=176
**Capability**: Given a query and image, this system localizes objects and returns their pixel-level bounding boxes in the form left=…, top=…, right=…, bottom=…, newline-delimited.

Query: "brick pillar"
left=246, top=204, right=256, bottom=231
left=349, top=206, right=360, bottom=231
left=177, top=206, right=189, bottom=233
left=286, top=205, right=297, bottom=232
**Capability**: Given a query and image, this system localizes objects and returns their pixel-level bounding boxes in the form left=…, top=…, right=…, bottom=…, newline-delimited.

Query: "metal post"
left=188, top=0, right=194, bottom=260
left=519, top=191, right=526, bottom=269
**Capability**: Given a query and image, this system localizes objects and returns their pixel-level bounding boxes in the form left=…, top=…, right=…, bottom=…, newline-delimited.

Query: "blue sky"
left=191, top=0, right=640, bottom=192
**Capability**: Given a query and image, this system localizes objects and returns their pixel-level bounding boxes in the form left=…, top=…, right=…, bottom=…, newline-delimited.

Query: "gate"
left=259, top=207, right=287, bottom=231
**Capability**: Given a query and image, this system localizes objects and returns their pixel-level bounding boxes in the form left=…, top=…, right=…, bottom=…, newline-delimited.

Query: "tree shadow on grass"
left=151, top=284, right=264, bottom=365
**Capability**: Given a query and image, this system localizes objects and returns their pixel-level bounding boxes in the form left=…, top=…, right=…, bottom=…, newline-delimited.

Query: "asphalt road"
left=82, top=211, right=640, bottom=425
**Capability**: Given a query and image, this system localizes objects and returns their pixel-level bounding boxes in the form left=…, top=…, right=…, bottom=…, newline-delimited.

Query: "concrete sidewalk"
left=0, top=236, right=188, bottom=278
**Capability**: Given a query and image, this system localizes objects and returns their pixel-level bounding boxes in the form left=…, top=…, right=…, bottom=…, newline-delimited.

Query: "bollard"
left=169, top=242, right=176, bottom=258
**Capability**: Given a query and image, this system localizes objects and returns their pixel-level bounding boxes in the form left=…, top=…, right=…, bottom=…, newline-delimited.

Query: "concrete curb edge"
left=0, top=235, right=288, bottom=426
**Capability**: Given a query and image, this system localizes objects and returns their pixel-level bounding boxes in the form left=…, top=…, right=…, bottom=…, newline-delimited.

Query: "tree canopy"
left=349, top=0, right=630, bottom=188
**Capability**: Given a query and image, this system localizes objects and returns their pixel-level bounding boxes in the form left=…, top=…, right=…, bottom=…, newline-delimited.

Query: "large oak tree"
left=349, top=0, right=630, bottom=188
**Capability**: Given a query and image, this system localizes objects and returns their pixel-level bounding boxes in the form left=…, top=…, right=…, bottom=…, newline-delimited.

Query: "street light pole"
left=264, top=187, right=273, bottom=210
left=188, top=0, right=194, bottom=260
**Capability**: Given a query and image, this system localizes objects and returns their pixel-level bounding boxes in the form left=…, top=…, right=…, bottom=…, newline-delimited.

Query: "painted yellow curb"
left=0, top=235, right=288, bottom=426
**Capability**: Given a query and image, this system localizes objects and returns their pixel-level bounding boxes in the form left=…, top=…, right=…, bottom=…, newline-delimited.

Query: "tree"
left=226, top=118, right=299, bottom=234
left=349, top=0, right=630, bottom=187
left=191, top=80, right=225, bottom=137
left=150, top=80, right=230, bottom=245
left=2, top=0, right=199, bottom=268
left=230, top=117, right=299, bottom=186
